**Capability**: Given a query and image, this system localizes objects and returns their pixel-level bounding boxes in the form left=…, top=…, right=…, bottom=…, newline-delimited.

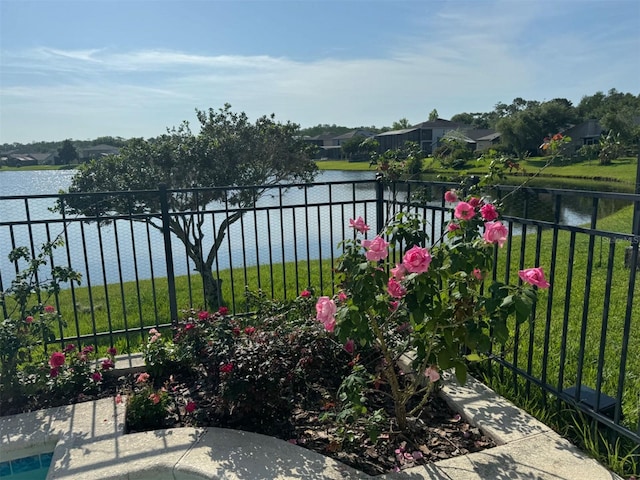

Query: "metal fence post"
left=159, top=184, right=179, bottom=326
left=375, top=173, right=385, bottom=233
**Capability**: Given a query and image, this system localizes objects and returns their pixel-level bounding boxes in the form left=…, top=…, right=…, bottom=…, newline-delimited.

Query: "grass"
left=0, top=165, right=76, bottom=171
left=316, top=159, right=374, bottom=171
left=317, top=156, right=639, bottom=192
left=25, top=257, right=336, bottom=356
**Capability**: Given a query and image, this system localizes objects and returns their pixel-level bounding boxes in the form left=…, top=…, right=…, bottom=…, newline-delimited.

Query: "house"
left=6, top=154, right=39, bottom=167
left=374, top=119, right=468, bottom=155
left=29, top=152, right=56, bottom=165
left=79, top=144, right=120, bottom=162
left=441, top=129, right=501, bottom=152
left=561, top=119, right=603, bottom=151
left=303, top=132, right=370, bottom=160
left=332, top=129, right=376, bottom=146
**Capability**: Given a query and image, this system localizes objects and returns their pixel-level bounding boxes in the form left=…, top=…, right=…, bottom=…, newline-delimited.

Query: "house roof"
left=412, top=118, right=466, bottom=129
left=306, top=133, right=339, bottom=141
left=375, top=128, right=419, bottom=137
left=562, top=119, right=603, bottom=138
left=476, top=132, right=501, bottom=141
left=333, top=130, right=375, bottom=140
left=463, top=129, right=498, bottom=141
left=28, top=153, right=55, bottom=161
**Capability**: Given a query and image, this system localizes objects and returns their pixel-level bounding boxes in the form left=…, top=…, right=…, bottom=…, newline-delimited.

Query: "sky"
left=1, top=0, right=639, bottom=144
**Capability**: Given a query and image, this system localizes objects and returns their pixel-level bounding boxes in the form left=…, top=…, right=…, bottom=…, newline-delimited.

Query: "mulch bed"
left=2, top=365, right=495, bottom=476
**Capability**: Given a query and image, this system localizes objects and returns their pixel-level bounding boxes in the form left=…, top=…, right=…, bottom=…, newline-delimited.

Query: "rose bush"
left=316, top=192, right=549, bottom=431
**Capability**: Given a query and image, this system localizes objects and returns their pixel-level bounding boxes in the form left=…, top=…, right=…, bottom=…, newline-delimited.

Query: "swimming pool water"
left=0, top=452, right=52, bottom=480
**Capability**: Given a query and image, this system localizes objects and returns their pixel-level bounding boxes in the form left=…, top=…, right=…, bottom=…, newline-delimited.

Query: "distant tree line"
left=3, top=89, right=638, bottom=160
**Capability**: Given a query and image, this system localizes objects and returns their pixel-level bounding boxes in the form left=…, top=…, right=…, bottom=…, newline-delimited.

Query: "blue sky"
left=1, top=0, right=639, bottom=144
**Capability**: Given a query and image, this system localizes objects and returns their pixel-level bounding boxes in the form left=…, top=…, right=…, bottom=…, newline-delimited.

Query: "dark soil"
left=2, top=369, right=495, bottom=476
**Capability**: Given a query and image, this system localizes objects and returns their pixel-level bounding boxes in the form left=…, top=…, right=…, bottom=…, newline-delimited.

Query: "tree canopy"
left=60, top=104, right=318, bottom=309
left=54, top=139, right=79, bottom=165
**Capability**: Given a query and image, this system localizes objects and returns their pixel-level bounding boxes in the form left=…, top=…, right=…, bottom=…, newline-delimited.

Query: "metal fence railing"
left=1, top=178, right=639, bottom=445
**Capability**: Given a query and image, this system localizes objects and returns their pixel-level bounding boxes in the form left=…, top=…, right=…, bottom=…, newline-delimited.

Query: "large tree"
left=59, top=104, right=318, bottom=309
left=55, top=139, right=79, bottom=165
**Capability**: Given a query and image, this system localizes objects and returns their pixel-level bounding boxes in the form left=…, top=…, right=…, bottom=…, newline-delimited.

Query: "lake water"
left=0, top=169, right=380, bottom=287
left=0, top=168, right=626, bottom=287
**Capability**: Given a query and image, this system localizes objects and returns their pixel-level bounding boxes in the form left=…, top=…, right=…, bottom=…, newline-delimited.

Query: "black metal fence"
left=1, top=179, right=639, bottom=445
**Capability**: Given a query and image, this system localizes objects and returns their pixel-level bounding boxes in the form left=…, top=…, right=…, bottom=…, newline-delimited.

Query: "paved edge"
left=0, top=356, right=623, bottom=479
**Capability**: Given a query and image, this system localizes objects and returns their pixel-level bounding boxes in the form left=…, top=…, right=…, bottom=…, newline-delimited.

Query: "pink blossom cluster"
left=315, top=296, right=337, bottom=332
left=444, top=192, right=550, bottom=289
left=148, top=328, right=162, bottom=343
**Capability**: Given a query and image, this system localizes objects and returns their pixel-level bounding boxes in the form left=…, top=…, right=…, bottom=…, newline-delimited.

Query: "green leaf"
left=465, top=352, right=483, bottom=362
left=500, top=295, right=514, bottom=308
left=454, top=362, right=468, bottom=385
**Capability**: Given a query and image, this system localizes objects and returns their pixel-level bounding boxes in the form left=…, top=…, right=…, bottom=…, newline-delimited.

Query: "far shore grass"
left=318, top=156, right=639, bottom=192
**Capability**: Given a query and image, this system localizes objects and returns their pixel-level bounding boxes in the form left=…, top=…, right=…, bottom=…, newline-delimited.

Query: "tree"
left=59, top=104, right=318, bottom=309
left=428, top=109, right=439, bottom=121
left=55, top=139, right=79, bottom=165
left=391, top=118, right=411, bottom=130
left=341, top=136, right=378, bottom=162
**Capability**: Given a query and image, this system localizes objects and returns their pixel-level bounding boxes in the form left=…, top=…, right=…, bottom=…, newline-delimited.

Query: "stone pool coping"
left=0, top=355, right=622, bottom=479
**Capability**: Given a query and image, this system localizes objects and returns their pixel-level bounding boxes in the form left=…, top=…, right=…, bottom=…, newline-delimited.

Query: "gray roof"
left=375, top=128, right=419, bottom=137
left=412, top=118, right=466, bottom=129
left=333, top=130, right=375, bottom=140
left=475, top=132, right=501, bottom=141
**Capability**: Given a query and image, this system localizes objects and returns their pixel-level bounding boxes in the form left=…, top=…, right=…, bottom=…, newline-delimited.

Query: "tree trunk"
left=197, top=267, right=224, bottom=310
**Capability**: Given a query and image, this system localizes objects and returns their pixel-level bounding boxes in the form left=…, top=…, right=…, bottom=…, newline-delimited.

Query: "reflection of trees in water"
left=395, top=183, right=628, bottom=228
left=496, top=189, right=628, bottom=226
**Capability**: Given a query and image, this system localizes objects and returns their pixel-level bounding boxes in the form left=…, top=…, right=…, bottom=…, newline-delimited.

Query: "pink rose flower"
left=44, top=305, right=56, bottom=314
left=244, top=326, right=256, bottom=335
left=149, top=328, right=158, bottom=335
left=447, top=223, right=460, bottom=232
left=454, top=202, right=475, bottom=221
left=390, top=263, right=407, bottom=281
left=480, top=203, right=499, bottom=221
left=25, top=316, right=34, bottom=324
left=349, top=216, right=370, bottom=234
left=387, top=278, right=407, bottom=298
left=389, top=301, right=399, bottom=312
left=337, top=291, right=348, bottom=302
left=402, top=245, right=432, bottom=274
left=101, top=359, right=115, bottom=370
left=137, top=372, right=150, bottom=383
left=49, top=352, right=65, bottom=368
left=444, top=190, right=458, bottom=203
left=483, top=221, right=508, bottom=247
left=519, top=267, right=550, bottom=289
left=50, top=368, right=59, bottom=378
left=468, top=197, right=481, bottom=208
left=92, top=371, right=102, bottom=382
left=362, top=236, right=389, bottom=261
left=473, top=268, right=484, bottom=280
left=343, top=339, right=355, bottom=355
left=185, top=401, right=197, bottom=413
left=149, top=393, right=161, bottom=405
left=107, top=347, right=117, bottom=356
left=198, top=311, right=209, bottom=320
left=64, top=344, right=76, bottom=353
left=300, top=289, right=311, bottom=298
left=424, top=366, right=440, bottom=383
left=82, top=345, right=94, bottom=354
left=316, top=296, right=337, bottom=332
left=218, top=306, right=229, bottom=316
left=184, top=323, right=195, bottom=331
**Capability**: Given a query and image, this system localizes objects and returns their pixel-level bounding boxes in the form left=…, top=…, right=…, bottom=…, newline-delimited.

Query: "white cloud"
left=1, top=0, right=638, bottom=143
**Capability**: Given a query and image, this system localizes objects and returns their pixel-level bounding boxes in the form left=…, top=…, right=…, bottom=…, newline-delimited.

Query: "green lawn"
left=491, top=203, right=639, bottom=430
left=316, top=160, right=374, bottom=171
